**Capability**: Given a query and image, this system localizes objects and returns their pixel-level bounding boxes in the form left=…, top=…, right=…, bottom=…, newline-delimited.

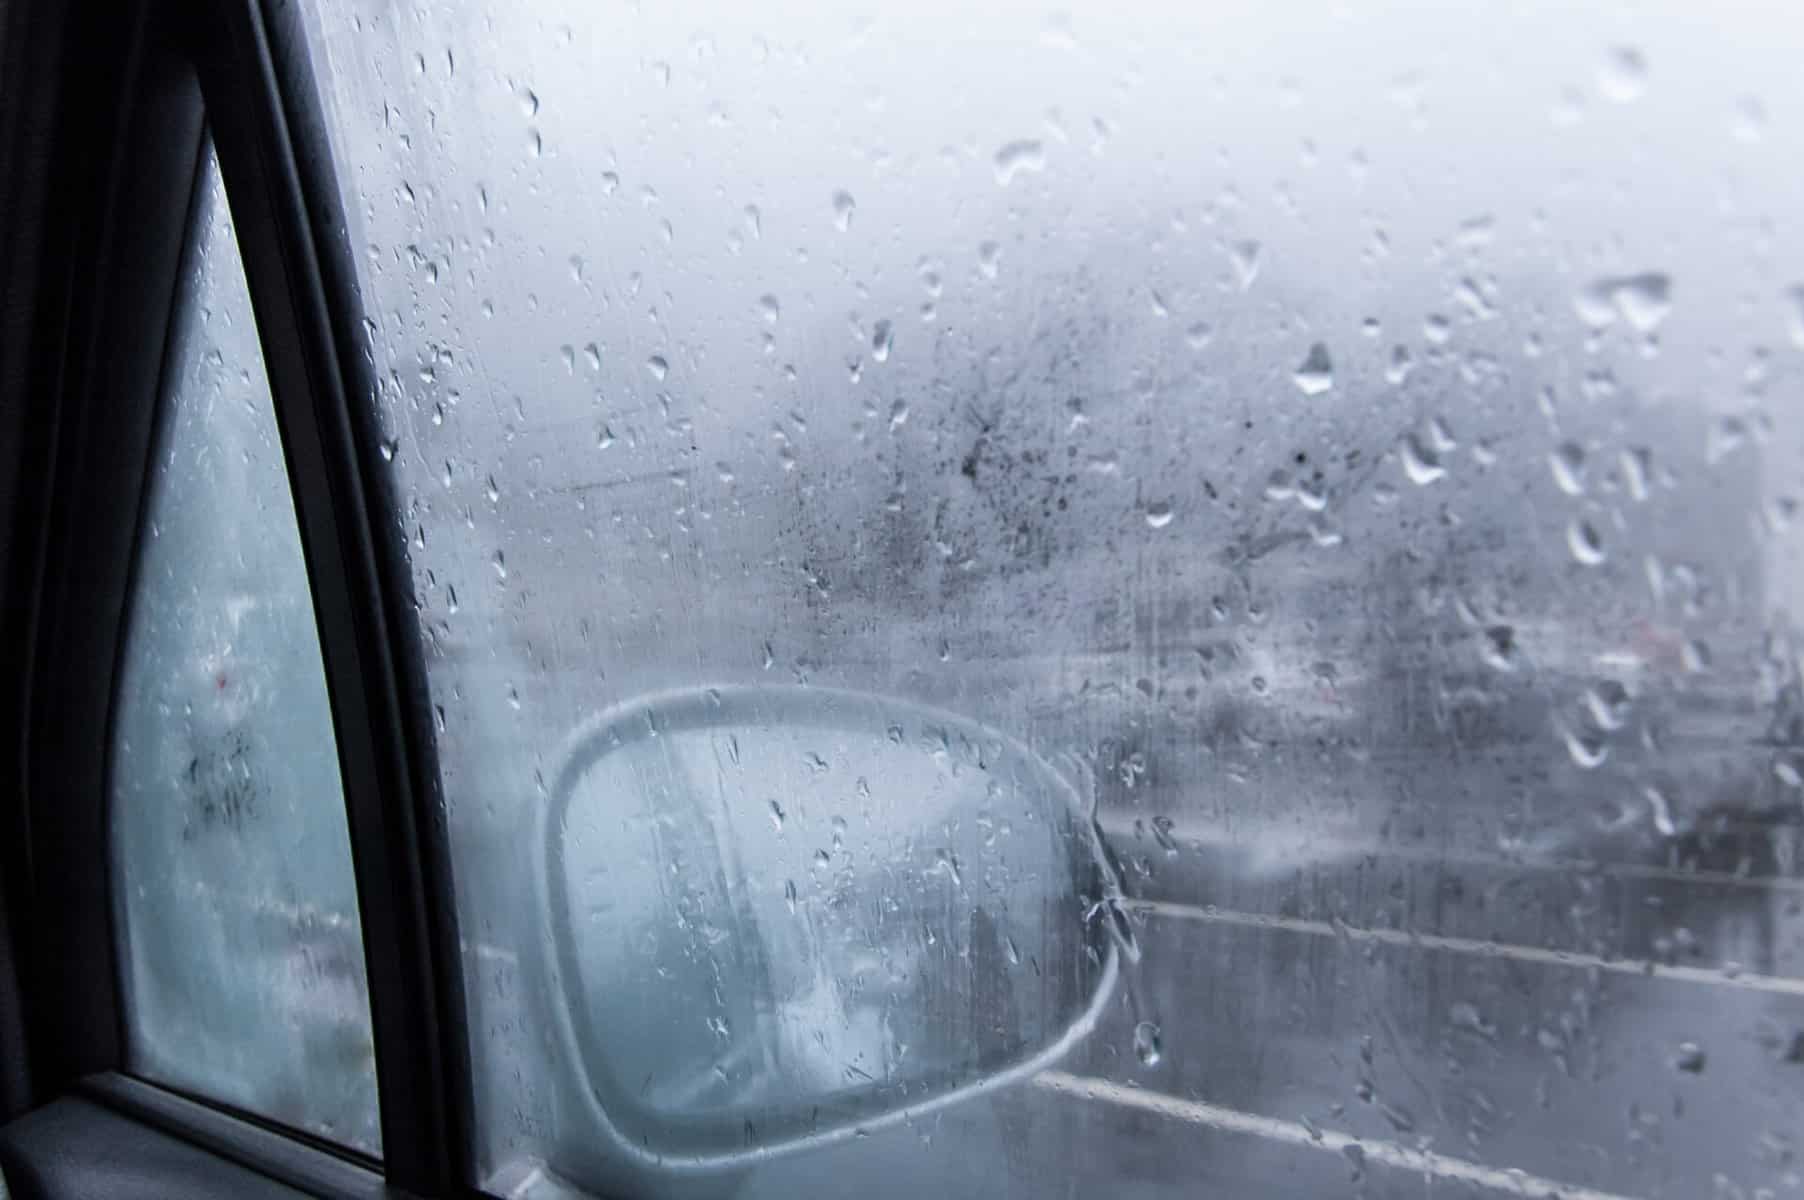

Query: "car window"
left=300, top=2, right=1804, bottom=1196
left=108, top=139, right=380, bottom=1155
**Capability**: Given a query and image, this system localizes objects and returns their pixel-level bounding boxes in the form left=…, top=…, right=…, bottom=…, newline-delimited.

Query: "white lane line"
left=1033, top=1071, right=1638, bottom=1200
left=1094, top=817, right=1804, bottom=895
left=1132, top=901, right=1804, bottom=998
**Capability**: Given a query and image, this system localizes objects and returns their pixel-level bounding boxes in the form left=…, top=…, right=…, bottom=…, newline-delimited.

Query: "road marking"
left=1132, top=900, right=1804, bottom=997
left=1033, top=1071, right=1639, bottom=1200
left=1095, top=817, right=1804, bottom=895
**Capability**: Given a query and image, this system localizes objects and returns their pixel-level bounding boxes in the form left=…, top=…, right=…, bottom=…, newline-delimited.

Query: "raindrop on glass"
left=1292, top=342, right=1333, bottom=395
left=1229, top=240, right=1261, bottom=290
left=1133, top=1021, right=1163, bottom=1067
left=1598, top=46, right=1648, bottom=103
left=1567, top=518, right=1606, bottom=566
left=1550, top=442, right=1586, bottom=495
left=1575, top=273, right=1671, bottom=332
left=978, top=240, right=1002, bottom=280
left=1400, top=434, right=1445, bottom=486
left=993, top=139, right=1047, bottom=186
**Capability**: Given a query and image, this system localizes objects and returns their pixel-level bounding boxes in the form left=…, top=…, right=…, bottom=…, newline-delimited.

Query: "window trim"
left=17, top=0, right=205, bottom=1098
left=77, top=1072, right=387, bottom=1199
left=178, top=0, right=472, bottom=1191
left=4, top=0, right=471, bottom=1192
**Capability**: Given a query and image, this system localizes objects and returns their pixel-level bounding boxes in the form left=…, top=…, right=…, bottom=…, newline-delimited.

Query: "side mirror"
left=537, top=685, right=1119, bottom=1179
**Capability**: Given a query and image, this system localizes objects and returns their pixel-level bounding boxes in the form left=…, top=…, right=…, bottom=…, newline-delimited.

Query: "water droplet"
left=1229, top=240, right=1262, bottom=290
left=978, top=240, right=1002, bottom=280
left=506, top=684, right=521, bottom=711
left=935, top=848, right=962, bottom=888
left=378, top=437, right=399, bottom=462
left=519, top=88, right=539, bottom=117
left=831, top=190, right=855, bottom=232
left=768, top=799, right=785, bottom=831
left=871, top=319, right=894, bottom=363
left=1674, top=1041, right=1706, bottom=1073
left=1482, top=625, right=1517, bottom=672
left=1144, top=500, right=1175, bottom=529
left=1582, top=680, right=1631, bottom=731
left=1644, top=784, right=1677, bottom=836
left=992, top=139, right=1047, bottom=186
left=1614, top=275, right=1671, bottom=332
left=1576, top=273, right=1672, bottom=331
left=758, top=294, right=780, bottom=324
left=1550, top=442, right=1586, bottom=495
left=1558, top=722, right=1608, bottom=769
left=1292, top=342, right=1333, bottom=395
left=646, top=355, right=668, bottom=381
left=1428, top=416, right=1457, bottom=453
left=1185, top=322, right=1213, bottom=349
left=1400, top=434, right=1445, bottom=486
left=1385, top=345, right=1414, bottom=385
left=1598, top=46, right=1648, bottom=103
left=1133, top=1021, right=1163, bottom=1067
left=1707, top=415, right=1748, bottom=464
left=1567, top=518, right=1606, bottom=566
left=492, top=550, right=507, bottom=580
left=527, top=128, right=543, bottom=157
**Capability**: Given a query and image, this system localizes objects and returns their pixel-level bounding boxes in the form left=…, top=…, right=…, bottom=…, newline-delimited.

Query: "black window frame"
left=0, top=0, right=473, bottom=1195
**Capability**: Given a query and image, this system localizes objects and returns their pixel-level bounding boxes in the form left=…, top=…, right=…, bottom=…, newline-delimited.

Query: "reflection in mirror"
left=546, top=686, right=1116, bottom=1164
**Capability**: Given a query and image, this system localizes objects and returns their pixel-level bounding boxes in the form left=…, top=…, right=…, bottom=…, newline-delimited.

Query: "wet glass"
left=110, top=141, right=379, bottom=1154
left=300, top=2, right=1804, bottom=1194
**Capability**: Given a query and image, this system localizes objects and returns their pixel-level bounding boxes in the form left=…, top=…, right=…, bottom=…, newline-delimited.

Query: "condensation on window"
left=109, top=141, right=379, bottom=1154
left=303, top=2, right=1804, bottom=1195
